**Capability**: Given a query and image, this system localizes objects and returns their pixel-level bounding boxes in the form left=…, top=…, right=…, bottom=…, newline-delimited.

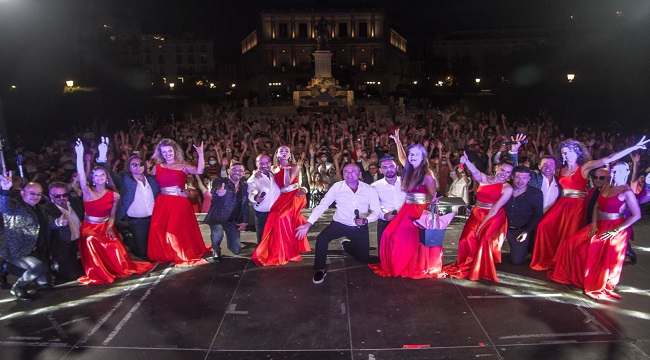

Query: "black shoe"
left=212, top=252, right=223, bottom=262
left=626, top=246, right=637, bottom=265
left=10, top=283, right=32, bottom=301
left=313, top=270, right=327, bottom=284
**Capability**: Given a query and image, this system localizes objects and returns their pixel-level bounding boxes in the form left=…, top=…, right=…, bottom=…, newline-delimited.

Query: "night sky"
left=0, top=0, right=649, bottom=138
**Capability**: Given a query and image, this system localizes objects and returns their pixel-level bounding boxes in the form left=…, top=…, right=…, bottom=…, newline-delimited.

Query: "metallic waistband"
left=85, top=215, right=109, bottom=224
left=475, top=200, right=494, bottom=209
left=280, top=183, right=300, bottom=194
left=561, top=189, right=586, bottom=198
left=405, top=193, right=432, bottom=204
left=597, top=211, right=624, bottom=220
left=160, top=186, right=182, bottom=196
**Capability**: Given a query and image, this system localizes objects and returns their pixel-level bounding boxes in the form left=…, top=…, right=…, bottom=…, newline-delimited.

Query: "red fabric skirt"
left=530, top=196, right=586, bottom=270
left=252, top=191, right=310, bottom=266
left=441, top=206, right=507, bottom=282
left=548, top=219, right=628, bottom=300
left=78, top=221, right=153, bottom=285
left=147, top=194, right=211, bottom=266
left=369, top=203, right=444, bottom=279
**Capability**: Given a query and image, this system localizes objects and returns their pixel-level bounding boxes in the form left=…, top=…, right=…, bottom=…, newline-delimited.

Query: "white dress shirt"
left=56, top=203, right=81, bottom=241
left=247, top=171, right=281, bottom=213
left=127, top=178, right=156, bottom=218
left=541, top=175, right=559, bottom=213
left=371, top=176, right=406, bottom=219
left=307, top=181, right=382, bottom=227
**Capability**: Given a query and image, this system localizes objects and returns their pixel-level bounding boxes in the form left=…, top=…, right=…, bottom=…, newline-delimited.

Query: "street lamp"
left=169, top=82, right=175, bottom=90
left=475, top=78, right=481, bottom=85
left=66, top=80, right=74, bottom=88
left=567, top=73, right=575, bottom=83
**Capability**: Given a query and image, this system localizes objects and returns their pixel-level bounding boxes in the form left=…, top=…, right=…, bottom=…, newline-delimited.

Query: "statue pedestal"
left=313, top=51, right=333, bottom=78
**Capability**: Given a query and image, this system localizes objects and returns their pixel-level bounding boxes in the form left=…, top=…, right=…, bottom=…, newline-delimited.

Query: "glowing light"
left=209, top=83, right=215, bottom=89
left=475, top=78, right=481, bottom=84
left=413, top=80, right=418, bottom=85
left=10, top=85, right=16, bottom=89
left=169, top=83, right=175, bottom=89
left=231, top=83, right=236, bottom=88
left=66, top=80, right=74, bottom=87
left=567, top=73, right=575, bottom=82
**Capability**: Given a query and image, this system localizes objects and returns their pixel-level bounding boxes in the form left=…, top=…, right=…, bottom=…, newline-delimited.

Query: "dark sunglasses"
left=51, top=193, right=70, bottom=199
left=592, top=175, right=608, bottom=180
left=130, top=162, right=145, bottom=167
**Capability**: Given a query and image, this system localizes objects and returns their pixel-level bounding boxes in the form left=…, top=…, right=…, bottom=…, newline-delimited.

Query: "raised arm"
left=184, top=142, right=205, bottom=175
left=389, top=128, right=407, bottom=166
left=74, top=139, right=90, bottom=195
left=583, top=136, right=650, bottom=175
left=459, top=150, right=487, bottom=183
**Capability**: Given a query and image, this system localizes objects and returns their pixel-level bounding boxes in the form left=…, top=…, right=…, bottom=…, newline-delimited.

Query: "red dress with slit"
left=252, top=167, right=310, bottom=266
left=78, top=191, right=153, bottom=285
left=530, top=166, right=588, bottom=270
left=369, top=185, right=444, bottom=279
left=441, top=182, right=507, bottom=282
left=548, top=193, right=629, bottom=300
left=147, top=164, right=211, bottom=266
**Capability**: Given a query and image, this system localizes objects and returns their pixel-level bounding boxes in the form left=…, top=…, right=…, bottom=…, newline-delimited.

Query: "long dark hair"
left=401, top=144, right=434, bottom=193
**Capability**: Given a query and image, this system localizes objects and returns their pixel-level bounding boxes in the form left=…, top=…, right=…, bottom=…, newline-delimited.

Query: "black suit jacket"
left=362, top=172, right=383, bottom=184
left=42, top=198, right=85, bottom=261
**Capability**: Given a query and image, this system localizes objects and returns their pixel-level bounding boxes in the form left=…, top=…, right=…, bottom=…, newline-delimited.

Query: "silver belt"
left=405, top=193, right=431, bottom=204
left=85, top=215, right=109, bottom=224
left=280, top=183, right=300, bottom=193
left=561, top=189, right=586, bottom=198
left=160, top=186, right=182, bottom=196
left=475, top=200, right=494, bottom=209
left=597, top=211, right=624, bottom=220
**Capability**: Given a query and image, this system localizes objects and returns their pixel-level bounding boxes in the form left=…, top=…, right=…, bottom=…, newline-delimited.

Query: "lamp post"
left=566, top=73, right=575, bottom=120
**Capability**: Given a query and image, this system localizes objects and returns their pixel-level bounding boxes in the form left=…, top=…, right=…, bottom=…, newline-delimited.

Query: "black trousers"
left=51, top=239, right=84, bottom=281
left=314, top=221, right=369, bottom=271
left=7, top=255, right=49, bottom=286
left=506, top=229, right=528, bottom=265
left=254, top=210, right=270, bottom=244
left=128, top=217, right=151, bottom=258
left=376, top=219, right=390, bottom=257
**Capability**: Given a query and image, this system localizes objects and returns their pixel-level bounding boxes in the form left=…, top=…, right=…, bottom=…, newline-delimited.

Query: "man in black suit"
left=504, top=167, right=544, bottom=265
left=362, top=163, right=383, bottom=184
left=43, top=181, right=85, bottom=281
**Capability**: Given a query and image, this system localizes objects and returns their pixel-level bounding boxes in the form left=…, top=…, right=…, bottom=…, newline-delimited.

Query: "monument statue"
left=316, top=16, right=330, bottom=51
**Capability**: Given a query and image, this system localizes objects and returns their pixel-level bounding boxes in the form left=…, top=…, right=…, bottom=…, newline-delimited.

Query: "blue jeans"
left=210, top=222, right=241, bottom=255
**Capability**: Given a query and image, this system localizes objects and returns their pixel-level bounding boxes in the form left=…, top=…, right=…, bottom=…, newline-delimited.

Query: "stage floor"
left=1, top=209, right=649, bottom=360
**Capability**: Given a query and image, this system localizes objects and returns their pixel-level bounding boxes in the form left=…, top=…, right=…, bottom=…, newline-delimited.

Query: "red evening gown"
left=78, top=191, right=154, bottom=285
left=530, top=166, right=588, bottom=270
left=252, top=167, right=310, bottom=266
left=548, top=193, right=629, bottom=300
left=369, top=185, right=444, bottom=279
left=441, top=182, right=507, bottom=282
left=147, top=164, right=211, bottom=266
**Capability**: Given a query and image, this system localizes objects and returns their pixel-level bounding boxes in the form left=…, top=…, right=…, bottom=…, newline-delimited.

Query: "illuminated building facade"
left=239, top=7, right=410, bottom=99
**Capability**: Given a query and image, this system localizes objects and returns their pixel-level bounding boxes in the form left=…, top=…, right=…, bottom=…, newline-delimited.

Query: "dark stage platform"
left=1, top=209, right=649, bottom=360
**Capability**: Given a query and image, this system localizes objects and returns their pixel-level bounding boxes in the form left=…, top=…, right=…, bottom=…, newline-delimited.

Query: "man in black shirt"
left=504, top=166, right=544, bottom=265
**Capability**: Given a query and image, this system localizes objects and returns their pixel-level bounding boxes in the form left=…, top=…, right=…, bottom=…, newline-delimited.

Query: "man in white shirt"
left=371, top=156, right=406, bottom=258
left=247, top=154, right=281, bottom=243
left=296, top=163, right=382, bottom=284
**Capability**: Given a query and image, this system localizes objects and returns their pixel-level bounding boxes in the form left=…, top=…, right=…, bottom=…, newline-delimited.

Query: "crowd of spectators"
left=4, top=104, right=650, bottom=213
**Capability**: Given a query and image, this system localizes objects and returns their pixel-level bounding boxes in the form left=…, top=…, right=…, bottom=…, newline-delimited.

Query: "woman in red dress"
left=530, top=137, right=649, bottom=270
left=441, top=151, right=514, bottom=282
left=252, top=146, right=310, bottom=266
left=370, top=129, right=442, bottom=279
left=74, top=139, right=153, bottom=285
left=147, top=139, right=211, bottom=266
left=549, top=162, right=642, bottom=300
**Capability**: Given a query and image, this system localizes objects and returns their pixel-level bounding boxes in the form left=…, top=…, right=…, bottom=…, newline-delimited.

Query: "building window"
left=188, top=45, right=194, bottom=53
left=144, top=46, right=151, bottom=53
left=338, top=23, right=348, bottom=38
left=188, top=55, right=195, bottom=64
left=159, top=66, right=166, bottom=75
left=360, top=61, right=367, bottom=71
left=358, top=22, right=368, bottom=38
left=176, top=45, right=182, bottom=53
left=281, top=64, right=288, bottom=73
left=200, top=45, right=207, bottom=53
left=158, top=55, right=165, bottom=64
left=176, top=55, right=183, bottom=64
left=201, top=54, right=207, bottom=64
left=298, top=23, right=308, bottom=38
left=177, top=66, right=184, bottom=75
left=279, top=23, right=288, bottom=38
left=265, top=49, right=274, bottom=67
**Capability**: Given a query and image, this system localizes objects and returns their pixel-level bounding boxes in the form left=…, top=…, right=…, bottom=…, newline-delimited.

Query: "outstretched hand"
left=75, top=138, right=84, bottom=156
left=389, top=128, right=400, bottom=143
left=98, top=136, right=109, bottom=159
left=459, top=151, right=469, bottom=165
left=633, top=135, right=650, bottom=150
left=1, top=170, right=13, bottom=190
left=193, top=141, right=205, bottom=155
